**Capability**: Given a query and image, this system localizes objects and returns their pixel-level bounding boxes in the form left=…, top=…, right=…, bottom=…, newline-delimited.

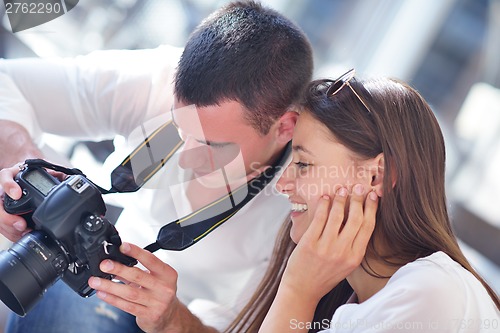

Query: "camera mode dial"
left=83, top=215, right=104, bottom=233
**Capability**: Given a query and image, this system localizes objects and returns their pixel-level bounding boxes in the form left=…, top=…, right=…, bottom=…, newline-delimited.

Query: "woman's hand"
left=259, top=184, right=378, bottom=333
left=283, top=184, right=378, bottom=302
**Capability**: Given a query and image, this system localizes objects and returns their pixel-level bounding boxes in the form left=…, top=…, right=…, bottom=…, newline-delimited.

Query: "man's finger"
left=89, top=276, right=150, bottom=310
left=0, top=167, right=22, bottom=199
left=99, top=259, right=157, bottom=290
left=119, top=243, right=177, bottom=282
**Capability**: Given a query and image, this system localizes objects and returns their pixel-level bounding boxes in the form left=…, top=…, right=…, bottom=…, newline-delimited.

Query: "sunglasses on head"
left=326, top=68, right=372, bottom=114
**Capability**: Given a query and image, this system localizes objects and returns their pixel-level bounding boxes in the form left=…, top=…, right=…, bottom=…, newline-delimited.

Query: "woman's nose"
left=275, top=164, right=296, bottom=195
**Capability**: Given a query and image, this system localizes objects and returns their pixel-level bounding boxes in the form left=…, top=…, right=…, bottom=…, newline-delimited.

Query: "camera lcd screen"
left=24, top=169, right=58, bottom=196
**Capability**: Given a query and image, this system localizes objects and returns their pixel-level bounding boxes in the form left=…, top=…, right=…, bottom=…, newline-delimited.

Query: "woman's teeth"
left=291, top=203, right=308, bottom=213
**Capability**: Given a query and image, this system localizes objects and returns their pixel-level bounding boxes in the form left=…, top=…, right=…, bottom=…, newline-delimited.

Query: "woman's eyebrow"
left=292, top=144, right=315, bottom=157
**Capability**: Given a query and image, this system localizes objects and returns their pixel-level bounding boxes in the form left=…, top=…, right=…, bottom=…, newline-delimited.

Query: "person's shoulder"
left=359, top=251, right=470, bottom=313
left=345, top=253, right=465, bottom=323
left=373, top=251, right=493, bottom=316
left=389, top=251, right=466, bottom=295
left=364, top=252, right=500, bottom=330
left=396, top=251, right=458, bottom=275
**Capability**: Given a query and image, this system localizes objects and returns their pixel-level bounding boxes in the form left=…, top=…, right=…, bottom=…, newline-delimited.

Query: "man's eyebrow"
left=171, top=108, right=232, bottom=147
left=195, top=138, right=232, bottom=147
left=292, top=144, right=315, bottom=156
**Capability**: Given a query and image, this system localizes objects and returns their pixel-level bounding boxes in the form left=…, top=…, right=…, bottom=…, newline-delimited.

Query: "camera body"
left=0, top=165, right=136, bottom=316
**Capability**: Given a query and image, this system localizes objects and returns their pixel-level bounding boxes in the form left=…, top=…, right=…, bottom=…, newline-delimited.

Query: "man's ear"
left=370, top=153, right=397, bottom=197
left=274, top=111, right=299, bottom=144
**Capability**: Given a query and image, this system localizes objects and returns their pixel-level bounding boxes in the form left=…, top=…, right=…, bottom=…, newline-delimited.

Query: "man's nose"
left=178, top=137, right=212, bottom=170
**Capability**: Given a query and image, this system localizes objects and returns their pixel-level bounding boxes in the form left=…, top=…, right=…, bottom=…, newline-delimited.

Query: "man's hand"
left=0, top=120, right=42, bottom=241
left=88, top=243, right=218, bottom=333
left=0, top=164, right=31, bottom=241
left=0, top=120, right=42, bottom=169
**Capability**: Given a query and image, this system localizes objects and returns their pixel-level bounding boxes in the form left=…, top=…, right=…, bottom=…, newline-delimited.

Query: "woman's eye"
left=294, top=161, right=310, bottom=169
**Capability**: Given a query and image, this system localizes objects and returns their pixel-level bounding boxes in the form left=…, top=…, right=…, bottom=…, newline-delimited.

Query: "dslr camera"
left=0, top=163, right=137, bottom=316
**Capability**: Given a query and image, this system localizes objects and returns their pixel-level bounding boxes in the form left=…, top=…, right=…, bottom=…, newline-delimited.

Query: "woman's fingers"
left=352, top=190, right=378, bottom=255
left=301, top=195, right=330, bottom=241
left=318, top=184, right=378, bottom=255
left=321, top=187, right=348, bottom=239
left=337, top=184, right=366, bottom=245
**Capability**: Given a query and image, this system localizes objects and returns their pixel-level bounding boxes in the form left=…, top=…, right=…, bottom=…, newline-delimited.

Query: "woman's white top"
left=320, top=251, right=500, bottom=332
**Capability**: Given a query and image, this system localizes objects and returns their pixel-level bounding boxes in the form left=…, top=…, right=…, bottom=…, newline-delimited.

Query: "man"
left=0, top=1, right=313, bottom=332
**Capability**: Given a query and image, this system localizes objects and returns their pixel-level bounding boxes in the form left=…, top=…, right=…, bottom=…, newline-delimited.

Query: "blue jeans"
left=5, top=280, right=143, bottom=333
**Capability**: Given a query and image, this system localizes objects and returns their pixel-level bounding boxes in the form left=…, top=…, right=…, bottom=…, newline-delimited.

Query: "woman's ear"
left=370, top=153, right=385, bottom=197
left=370, top=153, right=397, bottom=197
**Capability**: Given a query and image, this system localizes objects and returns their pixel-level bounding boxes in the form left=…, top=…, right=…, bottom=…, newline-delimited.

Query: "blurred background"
left=0, top=0, right=499, bottom=315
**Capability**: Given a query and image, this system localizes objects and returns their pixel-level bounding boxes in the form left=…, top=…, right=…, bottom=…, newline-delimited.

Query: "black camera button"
left=83, top=215, right=104, bottom=233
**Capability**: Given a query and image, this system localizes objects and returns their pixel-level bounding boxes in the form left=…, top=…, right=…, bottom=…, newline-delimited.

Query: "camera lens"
left=0, top=230, right=69, bottom=316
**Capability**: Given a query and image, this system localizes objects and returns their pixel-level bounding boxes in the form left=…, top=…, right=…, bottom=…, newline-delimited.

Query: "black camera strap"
left=107, top=120, right=184, bottom=194
left=26, top=120, right=290, bottom=253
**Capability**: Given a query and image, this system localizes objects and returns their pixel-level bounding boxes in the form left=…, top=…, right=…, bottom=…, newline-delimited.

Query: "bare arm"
left=0, top=121, right=43, bottom=241
left=0, top=120, right=43, bottom=169
left=167, top=302, right=219, bottom=333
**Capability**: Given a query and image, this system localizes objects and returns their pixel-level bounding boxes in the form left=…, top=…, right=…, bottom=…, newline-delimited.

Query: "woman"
left=226, top=69, right=500, bottom=332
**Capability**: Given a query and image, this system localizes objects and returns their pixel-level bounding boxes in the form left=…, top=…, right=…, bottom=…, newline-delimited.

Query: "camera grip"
left=3, top=189, right=34, bottom=216
left=62, top=218, right=137, bottom=297
left=3, top=191, right=37, bottom=229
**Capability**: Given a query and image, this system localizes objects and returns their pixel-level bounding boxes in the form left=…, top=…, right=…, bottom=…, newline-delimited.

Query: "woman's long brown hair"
left=224, top=221, right=353, bottom=333
left=224, top=221, right=294, bottom=333
left=225, top=77, right=499, bottom=332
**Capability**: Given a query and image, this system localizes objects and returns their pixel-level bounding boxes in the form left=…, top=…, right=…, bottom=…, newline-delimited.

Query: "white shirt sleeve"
left=0, top=45, right=182, bottom=143
left=0, top=71, right=44, bottom=143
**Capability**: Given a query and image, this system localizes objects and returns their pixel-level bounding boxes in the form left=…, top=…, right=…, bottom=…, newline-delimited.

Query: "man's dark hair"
left=174, top=1, right=313, bottom=135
